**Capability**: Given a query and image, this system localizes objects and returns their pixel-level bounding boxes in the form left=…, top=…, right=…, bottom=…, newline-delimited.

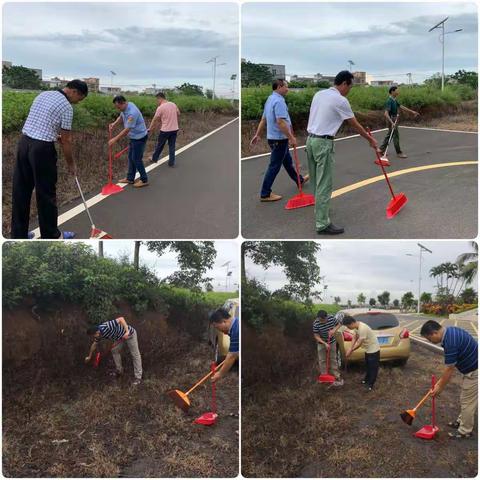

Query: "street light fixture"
left=206, top=56, right=226, bottom=100
left=406, top=243, right=433, bottom=314
left=428, top=17, right=463, bottom=91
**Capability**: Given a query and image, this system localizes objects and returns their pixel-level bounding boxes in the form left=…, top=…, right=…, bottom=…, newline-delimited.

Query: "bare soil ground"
left=242, top=342, right=477, bottom=478
left=241, top=101, right=477, bottom=157
left=2, top=112, right=236, bottom=236
left=3, top=304, right=238, bottom=477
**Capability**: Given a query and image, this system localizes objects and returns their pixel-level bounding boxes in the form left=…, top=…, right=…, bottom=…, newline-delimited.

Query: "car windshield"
left=354, top=313, right=399, bottom=330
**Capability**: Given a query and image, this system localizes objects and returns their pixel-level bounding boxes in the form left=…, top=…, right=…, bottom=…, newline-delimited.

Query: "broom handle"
left=384, top=116, right=398, bottom=157
left=326, top=332, right=331, bottom=374
left=108, top=126, right=113, bottom=184
left=185, top=359, right=226, bottom=395
left=414, top=389, right=433, bottom=411
left=432, top=374, right=436, bottom=427
left=368, top=128, right=396, bottom=199
left=292, top=146, right=303, bottom=193
left=211, top=362, right=217, bottom=413
left=75, top=176, right=95, bottom=228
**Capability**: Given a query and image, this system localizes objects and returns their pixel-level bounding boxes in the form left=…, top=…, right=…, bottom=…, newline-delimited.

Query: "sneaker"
left=168, top=164, right=176, bottom=168
left=28, top=231, right=35, bottom=239
left=448, top=431, right=472, bottom=439
left=150, top=158, right=158, bottom=163
left=317, top=223, right=344, bottom=235
left=133, top=180, right=149, bottom=188
left=301, top=174, right=310, bottom=185
left=119, top=178, right=134, bottom=184
left=260, top=193, right=282, bottom=202
left=132, top=379, right=142, bottom=386
left=61, top=231, right=76, bottom=239
left=333, top=379, right=344, bottom=387
left=397, top=153, right=408, bottom=159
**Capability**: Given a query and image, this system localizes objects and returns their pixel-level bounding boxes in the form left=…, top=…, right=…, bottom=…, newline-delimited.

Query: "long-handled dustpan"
left=367, top=129, right=408, bottom=219
left=400, top=388, right=433, bottom=425
left=75, top=176, right=113, bottom=239
left=285, top=146, right=315, bottom=210
left=415, top=375, right=439, bottom=439
left=92, top=338, right=125, bottom=368
left=194, top=362, right=218, bottom=426
left=167, top=359, right=226, bottom=412
left=318, top=334, right=336, bottom=384
left=101, top=127, right=127, bottom=195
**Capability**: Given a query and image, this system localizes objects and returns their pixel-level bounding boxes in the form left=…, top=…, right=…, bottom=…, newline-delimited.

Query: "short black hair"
left=156, top=91, right=166, bottom=99
left=86, top=325, right=100, bottom=335
left=342, top=315, right=356, bottom=327
left=272, top=79, right=287, bottom=91
left=113, top=95, right=127, bottom=104
left=66, top=79, right=88, bottom=97
left=389, top=86, right=398, bottom=94
left=334, top=71, right=354, bottom=86
left=209, top=308, right=230, bottom=324
left=420, top=320, right=442, bottom=336
left=316, top=310, right=328, bottom=319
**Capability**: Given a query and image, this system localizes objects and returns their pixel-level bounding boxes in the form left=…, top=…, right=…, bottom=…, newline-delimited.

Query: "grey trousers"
left=111, top=330, right=143, bottom=380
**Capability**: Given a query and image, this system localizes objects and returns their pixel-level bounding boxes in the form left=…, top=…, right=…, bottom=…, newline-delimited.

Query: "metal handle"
left=75, top=176, right=95, bottom=227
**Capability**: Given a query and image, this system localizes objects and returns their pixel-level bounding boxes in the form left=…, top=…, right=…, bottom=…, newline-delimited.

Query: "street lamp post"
left=428, top=17, right=463, bottom=91
left=206, top=56, right=226, bottom=100
left=406, top=243, right=433, bottom=314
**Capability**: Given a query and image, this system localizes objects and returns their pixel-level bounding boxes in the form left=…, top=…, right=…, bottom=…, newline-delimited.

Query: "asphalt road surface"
left=34, top=119, right=239, bottom=239
left=241, top=127, right=477, bottom=239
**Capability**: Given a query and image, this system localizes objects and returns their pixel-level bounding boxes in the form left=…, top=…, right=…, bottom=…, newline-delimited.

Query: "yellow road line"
left=439, top=319, right=446, bottom=325
left=331, top=161, right=478, bottom=199
left=410, top=323, right=423, bottom=333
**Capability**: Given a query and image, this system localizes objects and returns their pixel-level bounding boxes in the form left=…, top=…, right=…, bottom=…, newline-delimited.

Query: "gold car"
left=336, top=311, right=410, bottom=367
left=207, top=298, right=239, bottom=363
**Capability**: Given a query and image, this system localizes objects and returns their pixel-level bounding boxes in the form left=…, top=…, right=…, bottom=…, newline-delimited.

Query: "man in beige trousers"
left=86, top=316, right=143, bottom=385
left=421, top=320, right=477, bottom=439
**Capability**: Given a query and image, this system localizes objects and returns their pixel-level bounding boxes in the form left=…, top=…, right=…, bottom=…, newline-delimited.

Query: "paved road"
left=242, top=128, right=477, bottom=239
left=397, top=313, right=478, bottom=340
left=37, top=119, right=239, bottom=239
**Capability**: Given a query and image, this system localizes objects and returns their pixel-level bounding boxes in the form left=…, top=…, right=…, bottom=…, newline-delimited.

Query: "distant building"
left=353, top=71, right=367, bottom=85
left=2, top=60, right=12, bottom=69
left=83, top=77, right=100, bottom=93
left=143, top=87, right=157, bottom=95
left=370, top=80, right=394, bottom=86
left=3, top=60, right=42, bottom=79
left=99, top=86, right=122, bottom=95
left=290, top=73, right=335, bottom=85
left=44, top=77, right=68, bottom=89
left=259, top=63, right=286, bottom=79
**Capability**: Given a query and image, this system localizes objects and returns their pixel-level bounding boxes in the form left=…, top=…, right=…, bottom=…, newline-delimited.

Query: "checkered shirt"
left=22, top=91, right=73, bottom=142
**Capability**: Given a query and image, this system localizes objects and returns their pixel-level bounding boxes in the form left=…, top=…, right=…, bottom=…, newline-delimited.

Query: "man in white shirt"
left=306, top=71, right=378, bottom=235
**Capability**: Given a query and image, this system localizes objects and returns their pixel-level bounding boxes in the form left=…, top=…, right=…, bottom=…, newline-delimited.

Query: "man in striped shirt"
left=313, top=310, right=343, bottom=386
left=11, top=79, right=88, bottom=239
left=209, top=308, right=239, bottom=382
left=421, top=321, right=477, bottom=439
left=85, top=317, right=142, bottom=385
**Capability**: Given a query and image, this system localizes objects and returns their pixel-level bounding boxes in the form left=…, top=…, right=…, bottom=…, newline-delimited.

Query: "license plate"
left=378, top=336, right=391, bottom=345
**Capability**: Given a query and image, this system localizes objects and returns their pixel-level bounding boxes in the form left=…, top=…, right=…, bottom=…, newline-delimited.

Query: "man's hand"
left=67, top=161, right=77, bottom=176
left=413, top=111, right=420, bottom=117
left=211, top=371, right=223, bottom=383
left=84, top=355, right=91, bottom=364
left=289, top=135, right=297, bottom=147
left=109, top=123, right=115, bottom=132
left=108, top=138, right=117, bottom=147
left=122, top=332, right=130, bottom=340
left=430, top=382, right=443, bottom=397
left=368, top=136, right=378, bottom=149
left=345, top=349, right=353, bottom=358
left=328, top=329, right=336, bottom=337
left=250, top=134, right=260, bottom=146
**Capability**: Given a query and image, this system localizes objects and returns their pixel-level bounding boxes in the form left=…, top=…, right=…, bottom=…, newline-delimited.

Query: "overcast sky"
left=242, top=2, right=477, bottom=83
left=81, top=240, right=239, bottom=292
left=245, top=241, right=477, bottom=303
left=3, top=2, right=239, bottom=96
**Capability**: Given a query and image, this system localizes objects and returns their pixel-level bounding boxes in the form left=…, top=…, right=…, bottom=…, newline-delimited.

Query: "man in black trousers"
left=11, top=79, right=88, bottom=239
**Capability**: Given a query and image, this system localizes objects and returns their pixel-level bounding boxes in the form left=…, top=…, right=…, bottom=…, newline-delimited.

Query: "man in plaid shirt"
left=11, top=79, right=88, bottom=239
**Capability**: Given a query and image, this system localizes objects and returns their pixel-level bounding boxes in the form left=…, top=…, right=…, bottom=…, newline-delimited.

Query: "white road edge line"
left=400, top=126, right=477, bottom=134
left=31, top=117, right=239, bottom=238
left=241, top=128, right=388, bottom=161
left=471, top=322, right=478, bottom=334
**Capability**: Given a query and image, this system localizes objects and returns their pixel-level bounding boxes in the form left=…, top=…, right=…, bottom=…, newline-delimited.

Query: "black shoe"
left=168, top=163, right=176, bottom=168
left=317, top=224, right=344, bottom=235
left=151, top=158, right=158, bottom=163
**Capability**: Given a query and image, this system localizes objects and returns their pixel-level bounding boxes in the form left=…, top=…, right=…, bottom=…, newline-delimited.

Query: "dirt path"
left=3, top=342, right=238, bottom=477
left=242, top=343, right=477, bottom=478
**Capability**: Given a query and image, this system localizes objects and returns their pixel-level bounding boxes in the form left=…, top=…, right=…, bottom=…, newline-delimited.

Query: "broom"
left=400, top=389, right=433, bottom=425
left=285, top=146, right=315, bottom=210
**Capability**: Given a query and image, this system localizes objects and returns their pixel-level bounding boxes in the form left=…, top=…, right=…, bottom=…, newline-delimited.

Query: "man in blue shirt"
left=209, top=308, right=239, bottom=382
left=109, top=96, right=149, bottom=188
left=251, top=79, right=308, bottom=202
left=421, top=320, right=477, bottom=439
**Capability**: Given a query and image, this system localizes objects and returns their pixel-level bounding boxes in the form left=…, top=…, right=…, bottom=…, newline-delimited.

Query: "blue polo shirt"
left=228, top=316, right=239, bottom=354
left=442, top=326, right=477, bottom=374
left=121, top=102, right=148, bottom=139
left=263, top=92, right=291, bottom=140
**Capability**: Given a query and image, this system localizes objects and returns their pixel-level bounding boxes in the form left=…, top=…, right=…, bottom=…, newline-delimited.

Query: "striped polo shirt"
left=442, top=326, right=478, bottom=374
left=96, top=319, right=135, bottom=342
left=22, top=91, right=73, bottom=142
left=313, top=315, right=340, bottom=344
left=228, top=317, right=239, bottom=353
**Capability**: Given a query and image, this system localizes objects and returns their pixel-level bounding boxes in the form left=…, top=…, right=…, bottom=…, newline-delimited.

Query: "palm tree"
left=456, top=242, right=478, bottom=296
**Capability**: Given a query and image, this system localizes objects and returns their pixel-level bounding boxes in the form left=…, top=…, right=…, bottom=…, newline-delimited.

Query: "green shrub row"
left=241, top=84, right=476, bottom=121
left=3, top=91, right=237, bottom=133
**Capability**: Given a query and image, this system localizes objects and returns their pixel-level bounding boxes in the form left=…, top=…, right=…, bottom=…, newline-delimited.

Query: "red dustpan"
left=317, top=335, right=336, bottom=384
left=415, top=375, right=439, bottom=440
left=194, top=362, right=218, bottom=426
left=367, top=128, right=408, bottom=219
left=102, top=127, right=126, bottom=195
left=285, top=146, right=315, bottom=210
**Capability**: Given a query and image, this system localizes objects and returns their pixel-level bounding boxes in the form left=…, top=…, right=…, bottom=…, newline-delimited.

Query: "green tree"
left=369, top=298, right=376, bottom=307
left=334, top=296, right=341, bottom=305
left=205, top=88, right=214, bottom=99
left=242, top=242, right=321, bottom=301
left=241, top=61, right=273, bottom=87
left=393, top=299, right=400, bottom=308
left=451, top=70, right=478, bottom=89
left=175, top=82, right=204, bottom=96
left=460, top=287, right=477, bottom=305
left=420, top=292, right=432, bottom=304
left=3, top=65, right=42, bottom=90
left=146, top=241, right=217, bottom=291
left=456, top=242, right=478, bottom=293
left=377, top=291, right=390, bottom=307
left=401, top=291, right=415, bottom=310
left=357, top=293, right=366, bottom=306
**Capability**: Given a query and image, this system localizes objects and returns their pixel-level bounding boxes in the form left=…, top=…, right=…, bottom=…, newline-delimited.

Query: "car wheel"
left=395, top=359, right=408, bottom=367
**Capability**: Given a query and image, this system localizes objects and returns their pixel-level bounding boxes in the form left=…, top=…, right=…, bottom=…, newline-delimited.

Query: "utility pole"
left=407, top=73, right=412, bottom=85
left=348, top=60, right=355, bottom=71
left=206, top=56, right=226, bottom=100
